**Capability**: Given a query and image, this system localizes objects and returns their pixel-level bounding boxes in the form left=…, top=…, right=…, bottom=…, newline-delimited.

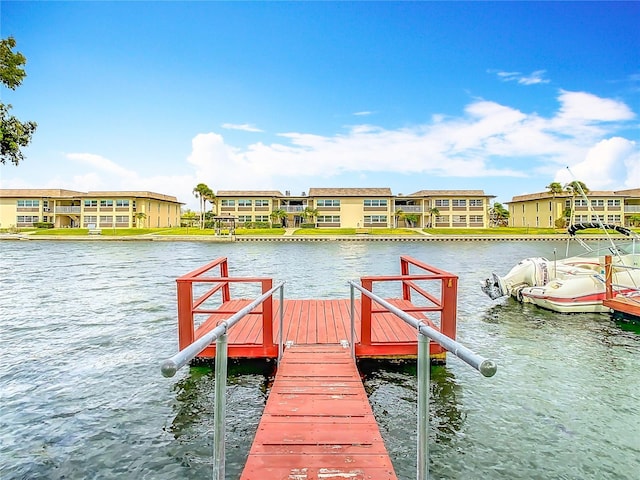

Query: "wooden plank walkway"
left=193, top=298, right=437, bottom=360
left=239, top=344, right=397, bottom=479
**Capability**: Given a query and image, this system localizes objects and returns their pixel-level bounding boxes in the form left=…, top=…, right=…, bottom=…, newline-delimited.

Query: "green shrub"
left=33, top=222, right=54, bottom=229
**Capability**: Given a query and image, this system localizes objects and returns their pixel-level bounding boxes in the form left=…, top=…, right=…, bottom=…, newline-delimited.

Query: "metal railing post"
left=417, top=332, right=429, bottom=480
left=350, top=283, right=356, bottom=359
left=278, top=285, right=284, bottom=364
left=213, top=333, right=228, bottom=480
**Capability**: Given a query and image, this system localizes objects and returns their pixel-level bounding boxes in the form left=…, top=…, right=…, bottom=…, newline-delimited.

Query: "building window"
left=607, top=199, right=621, bottom=207
left=84, top=200, right=98, bottom=207
left=435, top=215, right=449, bottom=222
left=591, top=214, right=604, bottom=222
left=452, top=199, right=466, bottom=207
left=435, top=199, right=449, bottom=207
left=221, top=200, right=235, bottom=207
left=17, top=215, right=39, bottom=223
left=364, top=215, right=387, bottom=223
left=452, top=215, right=467, bottom=223
left=255, top=215, right=269, bottom=222
left=99, top=215, right=113, bottom=225
left=317, top=215, right=340, bottom=223
left=255, top=199, right=269, bottom=207
left=100, top=200, right=114, bottom=207
left=83, top=215, right=98, bottom=225
left=115, top=215, right=129, bottom=224
left=238, top=199, right=252, bottom=207
left=469, top=215, right=483, bottom=223
left=607, top=215, right=621, bottom=223
left=591, top=199, right=604, bottom=207
left=317, top=199, right=340, bottom=207
left=469, top=199, right=483, bottom=207
left=575, top=215, right=589, bottom=223
left=364, top=199, right=387, bottom=207
left=116, top=199, right=130, bottom=207
left=238, top=215, right=252, bottom=222
left=17, top=199, right=40, bottom=207
left=575, top=199, right=588, bottom=207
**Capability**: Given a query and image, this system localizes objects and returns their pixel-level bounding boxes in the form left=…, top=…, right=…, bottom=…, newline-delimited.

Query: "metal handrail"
left=161, top=281, right=285, bottom=480
left=161, top=280, right=285, bottom=378
left=349, top=281, right=496, bottom=376
left=348, top=280, right=496, bottom=480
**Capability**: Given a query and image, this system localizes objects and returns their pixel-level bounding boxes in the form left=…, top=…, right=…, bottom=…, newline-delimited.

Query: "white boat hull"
left=482, top=252, right=640, bottom=314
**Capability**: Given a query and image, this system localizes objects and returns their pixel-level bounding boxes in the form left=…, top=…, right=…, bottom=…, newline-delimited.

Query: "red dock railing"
left=357, top=255, right=458, bottom=359
left=175, top=255, right=460, bottom=362
left=176, top=257, right=278, bottom=358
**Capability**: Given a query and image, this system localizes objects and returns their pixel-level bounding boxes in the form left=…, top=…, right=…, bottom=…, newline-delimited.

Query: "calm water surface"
left=1, top=240, right=638, bottom=479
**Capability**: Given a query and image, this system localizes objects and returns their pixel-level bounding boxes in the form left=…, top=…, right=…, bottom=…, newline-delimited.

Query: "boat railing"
left=161, top=276, right=286, bottom=480
left=348, top=279, right=496, bottom=480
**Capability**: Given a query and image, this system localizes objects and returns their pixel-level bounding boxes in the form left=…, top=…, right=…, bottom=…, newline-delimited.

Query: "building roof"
left=0, top=188, right=86, bottom=198
left=216, top=190, right=284, bottom=197
left=0, top=188, right=181, bottom=203
left=509, top=189, right=626, bottom=203
left=308, top=188, right=392, bottom=197
left=407, top=189, right=494, bottom=198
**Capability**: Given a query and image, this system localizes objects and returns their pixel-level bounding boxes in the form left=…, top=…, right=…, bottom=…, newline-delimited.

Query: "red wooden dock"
left=240, top=344, right=397, bottom=479
left=172, top=256, right=460, bottom=476
left=176, top=256, right=458, bottom=362
left=603, top=255, right=640, bottom=321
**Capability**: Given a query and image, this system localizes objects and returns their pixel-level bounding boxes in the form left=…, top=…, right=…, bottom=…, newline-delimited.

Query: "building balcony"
left=624, top=205, right=640, bottom=213
left=281, top=206, right=306, bottom=213
left=394, top=205, right=423, bottom=213
left=55, top=206, right=82, bottom=214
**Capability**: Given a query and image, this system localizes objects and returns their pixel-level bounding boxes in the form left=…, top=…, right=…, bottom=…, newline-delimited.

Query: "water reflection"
left=360, top=361, right=465, bottom=478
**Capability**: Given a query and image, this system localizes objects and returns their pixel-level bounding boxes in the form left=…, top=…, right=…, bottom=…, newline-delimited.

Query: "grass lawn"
left=293, top=228, right=420, bottom=236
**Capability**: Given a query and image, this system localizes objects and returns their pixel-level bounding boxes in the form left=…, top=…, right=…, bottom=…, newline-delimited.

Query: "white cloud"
left=494, top=69, right=550, bottom=85
left=182, top=90, right=637, bottom=199
left=353, top=111, right=374, bottom=116
left=554, top=137, right=639, bottom=189
left=221, top=123, right=263, bottom=132
left=66, top=153, right=137, bottom=178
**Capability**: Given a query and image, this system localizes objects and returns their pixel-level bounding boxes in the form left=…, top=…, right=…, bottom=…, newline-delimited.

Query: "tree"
left=192, top=183, right=214, bottom=229
left=427, top=207, right=440, bottom=228
left=134, top=212, right=146, bottom=228
left=490, top=202, right=510, bottom=227
left=303, top=206, right=319, bottom=225
left=393, top=208, right=404, bottom=228
left=270, top=208, right=287, bottom=227
left=564, top=181, right=589, bottom=226
left=1, top=36, right=37, bottom=165
left=404, top=213, right=419, bottom=228
left=546, top=182, right=563, bottom=196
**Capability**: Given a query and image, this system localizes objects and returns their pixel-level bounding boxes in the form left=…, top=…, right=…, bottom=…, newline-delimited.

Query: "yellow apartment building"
left=215, top=188, right=495, bottom=229
left=0, top=189, right=183, bottom=229
left=507, top=188, right=640, bottom=228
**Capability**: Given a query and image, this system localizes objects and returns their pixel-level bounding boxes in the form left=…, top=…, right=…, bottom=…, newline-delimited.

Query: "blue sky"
left=1, top=1, right=638, bottom=210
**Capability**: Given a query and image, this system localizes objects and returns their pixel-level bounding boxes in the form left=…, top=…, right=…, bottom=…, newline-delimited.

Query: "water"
left=1, top=240, right=638, bottom=479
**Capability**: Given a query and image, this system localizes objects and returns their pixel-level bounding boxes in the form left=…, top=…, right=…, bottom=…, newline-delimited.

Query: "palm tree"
left=303, top=207, right=319, bottom=226
left=393, top=208, right=404, bottom=228
left=428, top=207, right=440, bottom=228
left=192, top=183, right=214, bottom=229
left=546, top=182, right=563, bottom=197
left=134, top=212, right=146, bottom=228
left=564, top=181, right=589, bottom=226
left=270, top=208, right=287, bottom=227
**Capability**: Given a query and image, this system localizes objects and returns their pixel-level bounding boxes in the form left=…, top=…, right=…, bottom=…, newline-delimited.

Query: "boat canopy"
left=567, top=223, right=633, bottom=237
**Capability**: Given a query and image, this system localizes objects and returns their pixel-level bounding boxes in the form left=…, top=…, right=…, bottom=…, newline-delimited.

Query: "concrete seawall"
left=1, top=233, right=616, bottom=242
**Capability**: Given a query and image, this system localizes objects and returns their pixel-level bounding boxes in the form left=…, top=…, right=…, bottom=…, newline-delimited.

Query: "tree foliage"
left=1, top=36, right=37, bottom=165
left=192, top=183, right=214, bottom=229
